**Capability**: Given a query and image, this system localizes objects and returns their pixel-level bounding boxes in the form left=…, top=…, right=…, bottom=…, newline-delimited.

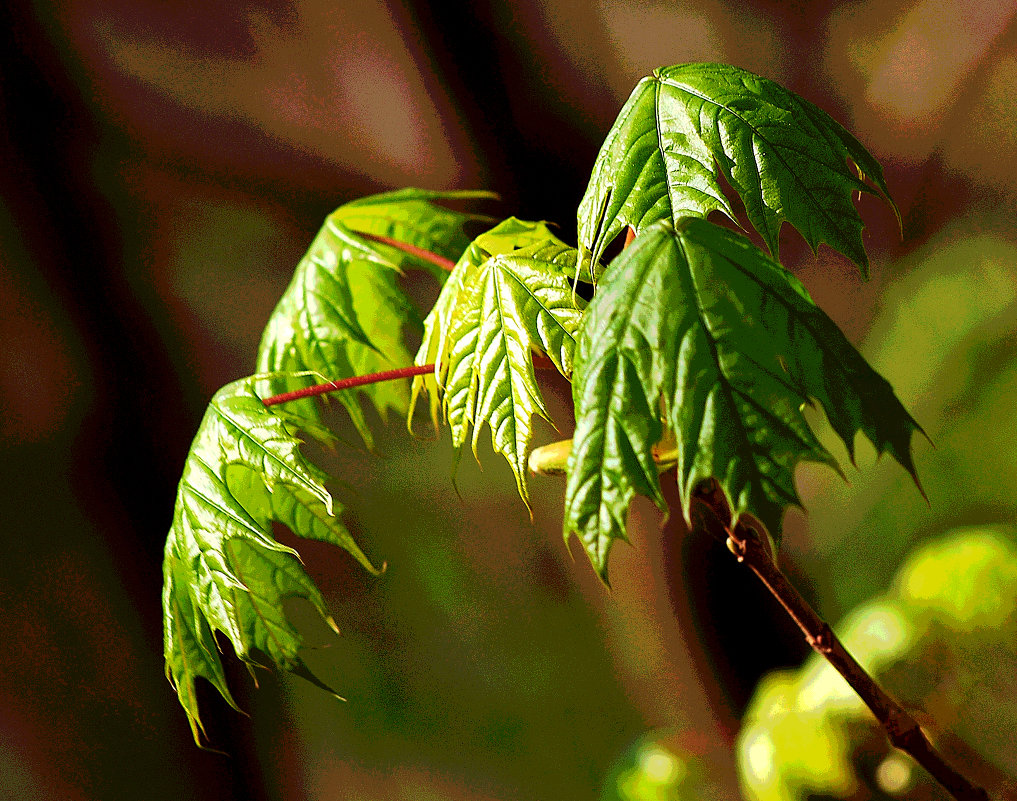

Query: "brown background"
left=2, top=1, right=1016, bottom=799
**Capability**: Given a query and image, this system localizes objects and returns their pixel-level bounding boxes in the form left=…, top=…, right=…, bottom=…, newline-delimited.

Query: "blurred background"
left=3, top=1, right=1017, bottom=799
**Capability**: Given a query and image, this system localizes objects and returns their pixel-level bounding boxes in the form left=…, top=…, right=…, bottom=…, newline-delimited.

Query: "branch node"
left=807, top=623, right=835, bottom=654
left=725, top=536, right=746, bottom=562
left=885, top=708, right=921, bottom=749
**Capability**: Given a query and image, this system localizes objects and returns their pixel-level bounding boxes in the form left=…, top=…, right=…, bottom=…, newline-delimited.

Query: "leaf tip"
left=900, top=436, right=929, bottom=506
left=882, top=413, right=928, bottom=503
left=290, top=656, right=346, bottom=701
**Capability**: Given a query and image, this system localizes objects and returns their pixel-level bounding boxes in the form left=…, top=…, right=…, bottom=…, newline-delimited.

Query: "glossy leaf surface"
left=411, top=218, right=584, bottom=504
left=163, top=378, right=378, bottom=743
left=578, top=63, right=897, bottom=277
left=565, top=219, right=920, bottom=579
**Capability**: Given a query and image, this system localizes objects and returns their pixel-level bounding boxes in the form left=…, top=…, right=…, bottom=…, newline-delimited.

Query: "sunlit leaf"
left=162, top=378, right=378, bottom=744
left=578, top=63, right=897, bottom=277
left=411, top=218, right=584, bottom=504
left=257, top=188, right=493, bottom=445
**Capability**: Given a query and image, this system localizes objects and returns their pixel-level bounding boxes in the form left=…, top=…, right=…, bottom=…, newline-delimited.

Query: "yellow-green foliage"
left=738, top=527, right=1017, bottom=800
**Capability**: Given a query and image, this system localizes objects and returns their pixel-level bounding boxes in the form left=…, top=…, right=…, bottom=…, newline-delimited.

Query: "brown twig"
left=690, top=483, right=990, bottom=801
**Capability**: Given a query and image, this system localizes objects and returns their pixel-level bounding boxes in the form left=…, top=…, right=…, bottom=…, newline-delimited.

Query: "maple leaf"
left=410, top=218, right=585, bottom=505
left=162, top=378, right=378, bottom=744
left=257, top=188, right=494, bottom=445
left=577, top=63, right=898, bottom=278
left=564, top=219, right=921, bottom=580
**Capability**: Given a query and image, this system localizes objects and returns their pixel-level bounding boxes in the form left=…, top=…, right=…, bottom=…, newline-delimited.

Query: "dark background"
left=3, top=1, right=1017, bottom=799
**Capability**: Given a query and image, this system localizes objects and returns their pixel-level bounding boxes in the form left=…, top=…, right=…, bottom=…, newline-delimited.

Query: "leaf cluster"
left=162, top=63, right=921, bottom=741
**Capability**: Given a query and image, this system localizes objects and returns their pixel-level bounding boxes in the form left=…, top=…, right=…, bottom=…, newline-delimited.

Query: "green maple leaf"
left=577, top=63, right=898, bottom=278
left=564, top=219, right=921, bottom=580
left=410, top=218, right=585, bottom=505
left=257, top=188, right=494, bottom=445
left=162, top=378, right=378, bottom=744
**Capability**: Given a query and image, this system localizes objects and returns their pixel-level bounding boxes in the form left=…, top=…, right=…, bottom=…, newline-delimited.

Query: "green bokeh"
left=738, top=527, right=1017, bottom=800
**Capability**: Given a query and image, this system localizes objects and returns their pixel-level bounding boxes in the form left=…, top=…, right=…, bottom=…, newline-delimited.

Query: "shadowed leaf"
left=162, top=378, right=377, bottom=744
left=258, top=188, right=494, bottom=445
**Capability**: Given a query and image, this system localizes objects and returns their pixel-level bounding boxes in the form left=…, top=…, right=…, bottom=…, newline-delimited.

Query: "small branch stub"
left=529, top=435, right=680, bottom=477
left=528, top=438, right=572, bottom=476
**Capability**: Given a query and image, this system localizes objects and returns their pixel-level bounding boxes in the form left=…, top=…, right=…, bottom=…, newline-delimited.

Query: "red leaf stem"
left=356, top=231, right=456, bottom=272
left=262, top=354, right=557, bottom=407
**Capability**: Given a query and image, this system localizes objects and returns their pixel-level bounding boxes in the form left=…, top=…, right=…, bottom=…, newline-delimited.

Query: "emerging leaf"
left=257, top=188, right=494, bottom=445
left=411, top=218, right=585, bottom=505
left=162, top=378, right=378, bottom=744
left=577, top=63, right=898, bottom=278
left=565, top=219, right=921, bottom=580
